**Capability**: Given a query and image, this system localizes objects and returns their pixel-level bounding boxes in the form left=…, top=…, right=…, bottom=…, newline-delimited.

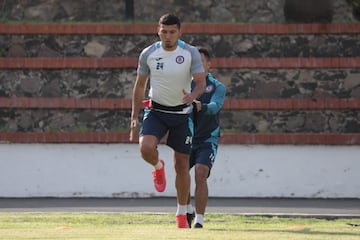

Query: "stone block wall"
left=0, top=0, right=359, bottom=145
left=0, top=0, right=355, bottom=23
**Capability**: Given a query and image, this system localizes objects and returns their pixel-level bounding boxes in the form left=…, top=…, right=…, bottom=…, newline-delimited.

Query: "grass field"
left=0, top=213, right=359, bottom=240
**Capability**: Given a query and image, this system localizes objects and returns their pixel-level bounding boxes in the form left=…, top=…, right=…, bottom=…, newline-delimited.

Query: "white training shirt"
left=137, top=40, right=204, bottom=107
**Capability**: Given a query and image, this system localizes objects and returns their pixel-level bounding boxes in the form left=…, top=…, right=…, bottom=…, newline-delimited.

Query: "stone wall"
left=0, top=0, right=360, bottom=136
left=0, top=0, right=356, bottom=23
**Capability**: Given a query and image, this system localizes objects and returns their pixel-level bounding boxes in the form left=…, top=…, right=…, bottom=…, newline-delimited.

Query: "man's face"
left=157, top=24, right=181, bottom=51
left=200, top=53, right=210, bottom=73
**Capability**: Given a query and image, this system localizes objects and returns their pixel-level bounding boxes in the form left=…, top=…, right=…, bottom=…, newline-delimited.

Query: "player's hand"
left=193, top=99, right=202, bottom=111
left=129, top=119, right=138, bottom=142
left=182, top=89, right=194, bottom=105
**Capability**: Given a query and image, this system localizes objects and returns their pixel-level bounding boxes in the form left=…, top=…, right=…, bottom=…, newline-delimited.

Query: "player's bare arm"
left=130, top=74, right=148, bottom=141
left=182, top=72, right=206, bottom=105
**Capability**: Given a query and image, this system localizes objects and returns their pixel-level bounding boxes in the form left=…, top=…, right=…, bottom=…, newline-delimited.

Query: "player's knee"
left=195, top=164, right=209, bottom=183
left=174, top=162, right=189, bottom=175
left=139, top=142, right=155, bottom=157
left=195, top=171, right=208, bottom=183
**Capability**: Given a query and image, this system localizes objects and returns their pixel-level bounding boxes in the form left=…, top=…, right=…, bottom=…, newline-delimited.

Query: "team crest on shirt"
left=176, top=55, right=184, bottom=64
left=206, top=85, right=214, bottom=93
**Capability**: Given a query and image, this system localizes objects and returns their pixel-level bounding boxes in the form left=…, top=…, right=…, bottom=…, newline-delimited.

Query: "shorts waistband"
left=152, top=101, right=188, bottom=112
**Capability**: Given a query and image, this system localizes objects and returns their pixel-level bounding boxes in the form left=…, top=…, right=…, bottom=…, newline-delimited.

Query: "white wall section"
left=0, top=144, right=359, bottom=198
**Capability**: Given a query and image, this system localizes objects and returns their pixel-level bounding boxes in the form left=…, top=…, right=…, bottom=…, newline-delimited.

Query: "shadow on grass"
left=207, top=227, right=359, bottom=237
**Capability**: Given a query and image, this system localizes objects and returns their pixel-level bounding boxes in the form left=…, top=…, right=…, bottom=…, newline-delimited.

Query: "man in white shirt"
left=130, top=13, right=206, bottom=228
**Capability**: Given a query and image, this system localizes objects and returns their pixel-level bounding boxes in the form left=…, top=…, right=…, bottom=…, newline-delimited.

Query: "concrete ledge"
left=1, top=97, right=359, bottom=110
left=1, top=57, right=360, bottom=69
left=1, top=132, right=360, bottom=145
left=1, top=23, right=360, bottom=35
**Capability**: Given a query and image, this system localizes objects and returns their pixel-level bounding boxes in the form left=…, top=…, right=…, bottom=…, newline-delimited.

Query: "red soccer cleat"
left=152, top=160, right=166, bottom=192
left=176, top=214, right=189, bottom=228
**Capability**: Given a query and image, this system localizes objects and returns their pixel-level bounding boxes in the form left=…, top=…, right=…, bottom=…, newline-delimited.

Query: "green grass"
left=0, top=213, right=359, bottom=240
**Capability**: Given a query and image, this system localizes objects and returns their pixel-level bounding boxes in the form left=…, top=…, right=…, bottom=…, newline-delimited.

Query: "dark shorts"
left=140, top=108, right=194, bottom=154
left=189, top=142, right=218, bottom=177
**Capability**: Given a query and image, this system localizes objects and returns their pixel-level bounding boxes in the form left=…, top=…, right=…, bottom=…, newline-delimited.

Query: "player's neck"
left=162, top=45, right=177, bottom=51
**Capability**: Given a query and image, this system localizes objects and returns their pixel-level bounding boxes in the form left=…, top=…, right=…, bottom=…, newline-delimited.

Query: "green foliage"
left=71, top=125, right=91, bottom=133
left=348, top=0, right=360, bottom=6
left=0, top=48, right=6, bottom=57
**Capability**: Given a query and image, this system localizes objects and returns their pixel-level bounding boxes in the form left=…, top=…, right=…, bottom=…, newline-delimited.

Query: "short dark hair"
left=197, top=46, right=211, bottom=60
left=158, top=13, right=181, bottom=28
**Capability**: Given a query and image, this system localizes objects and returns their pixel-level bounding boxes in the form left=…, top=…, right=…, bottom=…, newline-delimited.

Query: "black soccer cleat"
left=186, top=212, right=195, bottom=228
left=194, top=222, right=203, bottom=228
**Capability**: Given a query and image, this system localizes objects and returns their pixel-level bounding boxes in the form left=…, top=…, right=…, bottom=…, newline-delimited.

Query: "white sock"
left=195, top=214, right=204, bottom=225
left=187, top=204, right=194, bottom=213
left=176, top=204, right=187, bottom=215
left=154, top=160, right=163, bottom=170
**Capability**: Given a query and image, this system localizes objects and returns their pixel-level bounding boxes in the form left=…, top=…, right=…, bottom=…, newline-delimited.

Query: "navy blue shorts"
left=189, top=142, right=217, bottom=176
left=140, top=108, right=194, bottom=154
